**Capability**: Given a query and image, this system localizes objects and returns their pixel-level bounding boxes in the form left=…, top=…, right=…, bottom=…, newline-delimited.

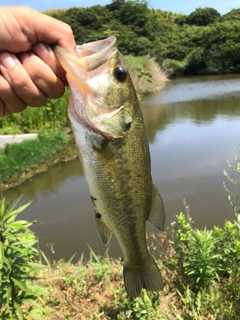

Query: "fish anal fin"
left=95, top=213, right=112, bottom=246
left=148, top=184, right=165, bottom=231
left=123, top=257, right=164, bottom=299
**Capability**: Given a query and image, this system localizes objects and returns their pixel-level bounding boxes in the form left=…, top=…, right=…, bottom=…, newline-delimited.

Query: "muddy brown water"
left=3, top=74, right=240, bottom=261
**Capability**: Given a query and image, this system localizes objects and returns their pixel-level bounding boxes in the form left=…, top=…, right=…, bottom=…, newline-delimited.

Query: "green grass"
left=0, top=197, right=47, bottom=319
left=0, top=130, right=68, bottom=185
left=0, top=89, right=70, bottom=134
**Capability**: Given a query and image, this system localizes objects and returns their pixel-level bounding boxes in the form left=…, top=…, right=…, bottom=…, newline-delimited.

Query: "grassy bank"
left=1, top=197, right=240, bottom=319
left=0, top=130, right=69, bottom=188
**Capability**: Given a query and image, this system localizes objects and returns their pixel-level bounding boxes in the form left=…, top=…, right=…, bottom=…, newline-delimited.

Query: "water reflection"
left=142, top=75, right=240, bottom=142
left=4, top=158, right=83, bottom=200
left=146, top=74, right=240, bottom=104
left=2, top=74, right=240, bottom=261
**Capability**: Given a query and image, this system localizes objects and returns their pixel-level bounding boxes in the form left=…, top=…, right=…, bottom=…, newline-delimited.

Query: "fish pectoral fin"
left=148, top=184, right=165, bottom=231
left=91, top=134, right=104, bottom=150
left=95, top=214, right=112, bottom=246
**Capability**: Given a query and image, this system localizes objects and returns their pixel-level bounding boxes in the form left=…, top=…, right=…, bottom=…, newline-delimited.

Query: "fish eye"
left=114, top=66, right=128, bottom=82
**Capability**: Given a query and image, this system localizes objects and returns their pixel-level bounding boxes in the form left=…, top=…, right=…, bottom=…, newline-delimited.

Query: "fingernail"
left=18, top=52, right=30, bottom=64
left=33, top=43, right=50, bottom=59
left=0, top=52, right=15, bottom=69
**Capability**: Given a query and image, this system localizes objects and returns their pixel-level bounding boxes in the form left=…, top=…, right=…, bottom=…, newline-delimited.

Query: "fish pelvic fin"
left=95, top=214, right=112, bottom=246
left=148, top=184, right=165, bottom=231
left=123, top=257, right=164, bottom=299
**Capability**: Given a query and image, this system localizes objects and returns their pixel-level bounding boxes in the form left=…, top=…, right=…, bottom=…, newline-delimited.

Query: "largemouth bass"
left=54, top=36, right=165, bottom=299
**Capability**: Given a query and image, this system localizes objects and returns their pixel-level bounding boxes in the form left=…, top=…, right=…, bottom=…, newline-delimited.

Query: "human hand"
left=0, top=6, right=76, bottom=116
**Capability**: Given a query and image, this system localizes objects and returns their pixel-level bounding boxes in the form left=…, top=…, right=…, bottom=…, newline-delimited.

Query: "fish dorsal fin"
left=95, top=213, right=112, bottom=246
left=148, top=184, right=165, bottom=231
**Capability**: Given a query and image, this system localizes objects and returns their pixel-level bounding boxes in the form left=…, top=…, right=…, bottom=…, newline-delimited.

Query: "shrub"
left=125, top=55, right=167, bottom=97
left=0, top=197, right=47, bottom=319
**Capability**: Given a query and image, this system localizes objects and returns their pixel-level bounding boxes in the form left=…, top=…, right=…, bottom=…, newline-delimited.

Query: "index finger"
left=24, top=9, right=76, bottom=52
left=1, top=6, right=76, bottom=53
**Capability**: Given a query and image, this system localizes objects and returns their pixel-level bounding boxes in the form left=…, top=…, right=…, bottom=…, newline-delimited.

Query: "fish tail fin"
left=123, top=257, right=164, bottom=299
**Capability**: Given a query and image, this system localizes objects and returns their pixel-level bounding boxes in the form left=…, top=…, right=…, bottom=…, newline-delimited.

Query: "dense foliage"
left=44, top=0, right=240, bottom=75
left=0, top=198, right=46, bottom=319
left=0, top=90, right=70, bottom=134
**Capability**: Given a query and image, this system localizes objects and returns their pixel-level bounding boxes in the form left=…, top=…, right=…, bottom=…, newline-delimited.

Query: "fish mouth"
left=53, top=37, right=130, bottom=138
left=53, top=37, right=118, bottom=132
left=53, top=36, right=117, bottom=79
left=76, top=36, right=117, bottom=71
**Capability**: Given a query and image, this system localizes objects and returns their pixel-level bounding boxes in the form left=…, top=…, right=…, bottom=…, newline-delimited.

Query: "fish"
left=53, top=36, right=166, bottom=299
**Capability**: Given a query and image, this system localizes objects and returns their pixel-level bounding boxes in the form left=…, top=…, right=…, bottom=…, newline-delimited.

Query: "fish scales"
left=54, top=36, right=166, bottom=299
left=73, top=109, right=151, bottom=263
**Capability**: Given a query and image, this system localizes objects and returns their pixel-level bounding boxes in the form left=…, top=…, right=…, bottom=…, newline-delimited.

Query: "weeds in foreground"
left=1, top=194, right=240, bottom=319
left=163, top=201, right=240, bottom=319
left=34, top=204, right=239, bottom=319
left=223, top=142, right=240, bottom=216
left=0, top=197, right=47, bottom=319
left=117, top=290, right=160, bottom=320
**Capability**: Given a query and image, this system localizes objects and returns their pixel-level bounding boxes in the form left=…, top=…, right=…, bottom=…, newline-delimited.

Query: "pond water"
left=3, top=74, right=240, bottom=261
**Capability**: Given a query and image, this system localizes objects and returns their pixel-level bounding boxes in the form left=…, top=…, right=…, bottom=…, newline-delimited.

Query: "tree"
left=187, top=8, right=221, bottom=26
left=112, top=0, right=150, bottom=30
left=175, top=14, right=188, bottom=25
left=221, top=9, right=240, bottom=21
left=107, top=0, right=125, bottom=11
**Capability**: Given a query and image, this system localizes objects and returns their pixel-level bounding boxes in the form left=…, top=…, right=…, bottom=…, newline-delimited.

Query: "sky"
left=1, top=0, right=240, bottom=15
